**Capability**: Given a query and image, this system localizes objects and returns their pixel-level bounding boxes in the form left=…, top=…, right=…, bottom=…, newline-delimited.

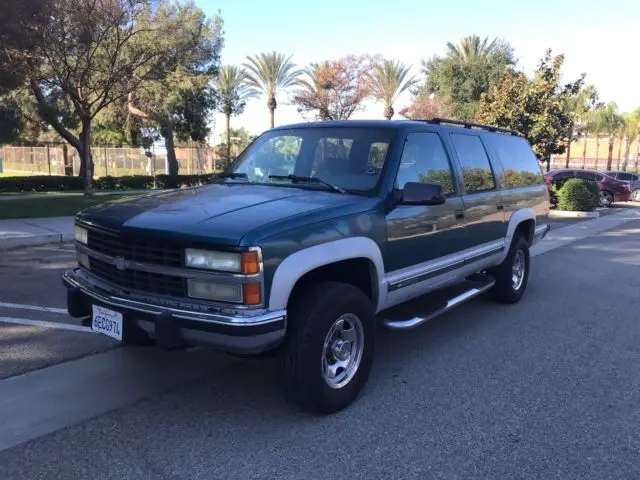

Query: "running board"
left=380, top=274, right=495, bottom=330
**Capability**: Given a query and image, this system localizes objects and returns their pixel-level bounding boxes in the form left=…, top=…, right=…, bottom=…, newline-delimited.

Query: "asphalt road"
left=1, top=218, right=639, bottom=479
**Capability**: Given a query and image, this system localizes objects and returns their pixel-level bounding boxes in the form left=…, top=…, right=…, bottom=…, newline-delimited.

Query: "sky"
left=196, top=0, right=640, bottom=144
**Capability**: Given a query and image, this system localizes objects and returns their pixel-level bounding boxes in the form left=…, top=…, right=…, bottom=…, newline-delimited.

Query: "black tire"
left=489, top=235, right=530, bottom=304
left=282, top=281, right=375, bottom=414
left=599, top=190, right=614, bottom=208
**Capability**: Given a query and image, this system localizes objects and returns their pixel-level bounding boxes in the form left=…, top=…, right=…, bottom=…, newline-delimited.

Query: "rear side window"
left=485, top=135, right=544, bottom=188
left=616, top=172, right=633, bottom=181
left=450, top=133, right=496, bottom=193
left=575, top=171, right=596, bottom=181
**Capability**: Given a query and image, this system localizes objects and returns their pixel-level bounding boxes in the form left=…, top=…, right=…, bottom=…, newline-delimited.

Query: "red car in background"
left=544, top=169, right=630, bottom=207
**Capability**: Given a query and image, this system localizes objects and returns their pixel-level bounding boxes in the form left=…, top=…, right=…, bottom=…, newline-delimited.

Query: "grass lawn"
left=0, top=194, right=137, bottom=219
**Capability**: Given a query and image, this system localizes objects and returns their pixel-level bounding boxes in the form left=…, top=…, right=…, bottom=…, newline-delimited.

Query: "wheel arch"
left=268, top=237, right=386, bottom=313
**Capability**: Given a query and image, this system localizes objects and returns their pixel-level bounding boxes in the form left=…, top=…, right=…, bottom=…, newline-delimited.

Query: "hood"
left=76, top=184, right=375, bottom=246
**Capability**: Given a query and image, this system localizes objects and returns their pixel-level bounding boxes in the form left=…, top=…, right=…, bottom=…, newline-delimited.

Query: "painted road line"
left=0, top=316, right=92, bottom=333
left=33, top=247, right=76, bottom=253
left=0, top=346, right=240, bottom=452
left=0, top=302, right=68, bottom=314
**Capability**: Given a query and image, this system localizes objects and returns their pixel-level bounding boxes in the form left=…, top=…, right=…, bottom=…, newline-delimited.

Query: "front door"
left=384, top=131, right=467, bottom=274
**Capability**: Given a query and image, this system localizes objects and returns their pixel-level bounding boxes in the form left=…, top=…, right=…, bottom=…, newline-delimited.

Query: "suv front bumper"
left=62, top=268, right=286, bottom=355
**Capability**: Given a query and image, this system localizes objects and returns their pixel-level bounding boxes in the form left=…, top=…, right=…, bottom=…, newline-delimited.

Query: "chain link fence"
left=0, top=144, right=224, bottom=176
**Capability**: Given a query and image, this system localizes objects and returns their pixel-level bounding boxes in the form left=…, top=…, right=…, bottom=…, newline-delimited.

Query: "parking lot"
left=1, top=210, right=639, bottom=479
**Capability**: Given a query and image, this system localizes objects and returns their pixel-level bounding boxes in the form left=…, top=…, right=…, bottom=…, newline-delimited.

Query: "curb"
left=549, top=210, right=599, bottom=218
left=0, top=232, right=73, bottom=251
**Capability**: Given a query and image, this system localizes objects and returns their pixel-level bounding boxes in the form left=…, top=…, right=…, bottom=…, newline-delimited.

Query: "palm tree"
left=215, top=65, right=258, bottom=160
left=597, top=102, right=623, bottom=171
left=586, top=109, right=604, bottom=169
left=243, top=52, right=300, bottom=128
left=445, top=35, right=498, bottom=62
left=368, top=59, right=416, bottom=120
left=616, top=117, right=627, bottom=170
left=566, top=85, right=598, bottom=169
left=624, top=108, right=640, bottom=172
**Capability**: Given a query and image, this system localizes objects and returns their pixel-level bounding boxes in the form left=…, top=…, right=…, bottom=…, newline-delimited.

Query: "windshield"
left=225, top=127, right=394, bottom=195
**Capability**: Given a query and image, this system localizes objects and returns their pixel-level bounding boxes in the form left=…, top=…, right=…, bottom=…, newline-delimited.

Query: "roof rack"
left=422, top=118, right=521, bottom=136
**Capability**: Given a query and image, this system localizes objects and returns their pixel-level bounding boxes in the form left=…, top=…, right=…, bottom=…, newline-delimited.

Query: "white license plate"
left=92, top=305, right=123, bottom=341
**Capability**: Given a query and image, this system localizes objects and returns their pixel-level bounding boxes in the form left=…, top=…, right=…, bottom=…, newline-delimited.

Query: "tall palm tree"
left=615, top=117, right=627, bottom=170
left=445, top=35, right=498, bottom=62
left=368, top=59, right=416, bottom=120
left=243, top=52, right=300, bottom=128
left=623, top=108, right=640, bottom=172
left=597, top=102, right=623, bottom=171
left=215, top=65, right=258, bottom=160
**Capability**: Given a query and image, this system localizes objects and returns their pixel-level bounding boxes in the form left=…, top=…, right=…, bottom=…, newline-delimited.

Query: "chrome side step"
left=380, top=274, right=495, bottom=330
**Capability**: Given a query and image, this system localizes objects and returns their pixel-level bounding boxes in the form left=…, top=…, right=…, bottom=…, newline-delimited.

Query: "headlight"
left=185, top=249, right=241, bottom=272
left=74, top=225, right=88, bottom=245
left=187, top=280, right=243, bottom=303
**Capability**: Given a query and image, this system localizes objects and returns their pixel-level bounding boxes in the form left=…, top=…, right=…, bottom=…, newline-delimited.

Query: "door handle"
left=455, top=210, right=465, bottom=220
left=497, top=204, right=504, bottom=211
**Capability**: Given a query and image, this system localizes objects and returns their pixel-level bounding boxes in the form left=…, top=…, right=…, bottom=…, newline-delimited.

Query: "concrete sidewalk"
left=0, top=217, right=73, bottom=251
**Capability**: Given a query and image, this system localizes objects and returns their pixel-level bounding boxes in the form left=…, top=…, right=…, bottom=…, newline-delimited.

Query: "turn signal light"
left=243, top=283, right=261, bottom=305
left=241, top=251, right=260, bottom=274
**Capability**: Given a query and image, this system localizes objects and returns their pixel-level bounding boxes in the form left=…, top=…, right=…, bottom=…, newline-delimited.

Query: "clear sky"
left=196, top=0, right=640, bottom=142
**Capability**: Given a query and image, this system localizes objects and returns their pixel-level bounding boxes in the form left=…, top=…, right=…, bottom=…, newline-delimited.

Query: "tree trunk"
left=635, top=141, right=640, bottom=173
left=581, top=130, right=588, bottom=169
left=80, top=117, right=93, bottom=195
left=618, top=136, right=625, bottom=171
left=565, top=138, right=572, bottom=168
left=384, top=105, right=394, bottom=120
left=595, top=134, right=600, bottom=169
left=606, top=137, right=614, bottom=171
left=623, top=136, right=632, bottom=172
left=160, top=120, right=178, bottom=177
left=267, top=95, right=277, bottom=129
left=226, top=113, right=231, bottom=161
left=545, top=156, right=550, bottom=173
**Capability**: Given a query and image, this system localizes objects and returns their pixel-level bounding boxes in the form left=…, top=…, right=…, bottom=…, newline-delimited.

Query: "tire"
left=489, top=235, right=530, bottom=304
left=282, top=281, right=375, bottom=414
left=632, top=189, right=640, bottom=202
left=599, top=190, right=614, bottom=208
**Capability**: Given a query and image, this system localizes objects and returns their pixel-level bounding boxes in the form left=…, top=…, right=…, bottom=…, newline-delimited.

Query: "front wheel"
left=599, top=190, right=614, bottom=207
left=489, top=235, right=530, bottom=304
left=282, top=281, right=375, bottom=414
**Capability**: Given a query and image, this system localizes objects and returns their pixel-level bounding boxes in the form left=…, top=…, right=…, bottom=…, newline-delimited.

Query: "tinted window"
left=230, top=128, right=393, bottom=194
left=616, top=172, right=633, bottom=181
left=575, top=171, right=596, bottom=181
left=396, top=132, right=456, bottom=195
left=595, top=174, right=605, bottom=182
left=450, top=134, right=495, bottom=193
left=486, top=135, right=544, bottom=188
left=633, top=174, right=640, bottom=182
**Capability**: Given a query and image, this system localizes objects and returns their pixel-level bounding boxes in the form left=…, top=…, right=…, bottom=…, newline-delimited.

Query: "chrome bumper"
left=532, top=224, right=551, bottom=245
left=62, top=268, right=286, bottom=354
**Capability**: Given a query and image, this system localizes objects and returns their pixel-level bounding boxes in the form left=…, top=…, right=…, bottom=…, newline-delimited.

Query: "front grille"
left=89, top=257, right=186, bottom=297
left=86, top=227, right=183, bottom=268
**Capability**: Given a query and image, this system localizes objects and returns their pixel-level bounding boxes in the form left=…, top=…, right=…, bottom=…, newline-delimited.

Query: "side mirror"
left=400, top=182, right=446, bottom=206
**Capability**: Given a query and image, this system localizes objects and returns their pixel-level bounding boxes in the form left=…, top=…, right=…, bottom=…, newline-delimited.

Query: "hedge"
left=557, top=178, right=599, bottom=212
left=0, top=174, right=216, bottom=193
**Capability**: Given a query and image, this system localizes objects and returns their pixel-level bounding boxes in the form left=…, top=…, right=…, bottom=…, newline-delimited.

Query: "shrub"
left=0, top=174, right=214, bottom=193
left=557, top=178, right=599, bottom=212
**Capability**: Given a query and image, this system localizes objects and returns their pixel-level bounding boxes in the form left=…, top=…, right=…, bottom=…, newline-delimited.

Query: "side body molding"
left=268, top=237, right=387, bottom=313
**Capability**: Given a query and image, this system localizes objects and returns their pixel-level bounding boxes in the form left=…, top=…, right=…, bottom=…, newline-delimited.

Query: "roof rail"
left=423, top=117, right=521, bottom=136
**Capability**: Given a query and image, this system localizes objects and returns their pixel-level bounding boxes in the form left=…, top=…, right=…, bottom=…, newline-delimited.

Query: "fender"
left=499, top=208, right=536, bottom=262
left=268, top=237, right=386, bottom=313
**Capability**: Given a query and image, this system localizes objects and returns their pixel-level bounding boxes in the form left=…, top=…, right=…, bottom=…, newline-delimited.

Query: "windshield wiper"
left=268, top=175, right=347, bottom=194
left=217, top=172, right=248, bottom=179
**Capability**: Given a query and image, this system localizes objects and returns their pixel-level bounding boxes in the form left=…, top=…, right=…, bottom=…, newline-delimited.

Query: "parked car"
left=64, top=118, right=550, bottom=413
left=602, top=171, right=640, bottom=202
left=544, top=169, right=630, bottom=207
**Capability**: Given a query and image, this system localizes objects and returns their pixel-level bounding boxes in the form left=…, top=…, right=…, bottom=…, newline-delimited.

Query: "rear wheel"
left=282, top=281, right=375, bottom=413
left=599, top=190, right=614, bottom=207
left=489, top=235, right=530, bottom=304
left=632, top=189, right=640, bottom=202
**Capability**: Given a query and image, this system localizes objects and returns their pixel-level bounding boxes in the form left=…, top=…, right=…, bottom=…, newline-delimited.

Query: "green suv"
left=64, top=118, right=550, bottom=413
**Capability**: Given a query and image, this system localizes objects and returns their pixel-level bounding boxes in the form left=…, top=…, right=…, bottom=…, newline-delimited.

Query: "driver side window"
left=396, top=132, right=456, bottom=195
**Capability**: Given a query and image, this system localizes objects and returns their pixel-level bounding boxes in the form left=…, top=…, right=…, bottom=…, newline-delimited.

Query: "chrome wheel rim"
left=512, top=249, right=526, bottom=291
left=600, top=191, right=612, bottom=207
left=321, top=314, right=364, bottom=389
left=633, top=190, right=640, bottom=202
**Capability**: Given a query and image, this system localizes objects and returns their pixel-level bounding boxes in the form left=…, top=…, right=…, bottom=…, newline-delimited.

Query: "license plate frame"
left=91, top=305, right=123, bottom=341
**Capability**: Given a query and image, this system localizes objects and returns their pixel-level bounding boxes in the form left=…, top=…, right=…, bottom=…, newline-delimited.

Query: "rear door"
left=447, top=132, right=506, bottom=251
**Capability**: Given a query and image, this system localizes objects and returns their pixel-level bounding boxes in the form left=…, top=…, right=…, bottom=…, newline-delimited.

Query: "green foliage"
left=476, top=49, right=584, bottom=167
left=418, top=35, right=515, bottom=120
left=0, top=96, right=22, bottom=144
left=557, top=178, right=599, bottom=212
left=0, top=174, right=213, bottom=193
left=503, top=169, right=544, bottom=188
left=461, top=167, right=495, bottom=193
left=368, top=59, right=416, bottom=119
left=419, top=169, right=454, bottom=195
